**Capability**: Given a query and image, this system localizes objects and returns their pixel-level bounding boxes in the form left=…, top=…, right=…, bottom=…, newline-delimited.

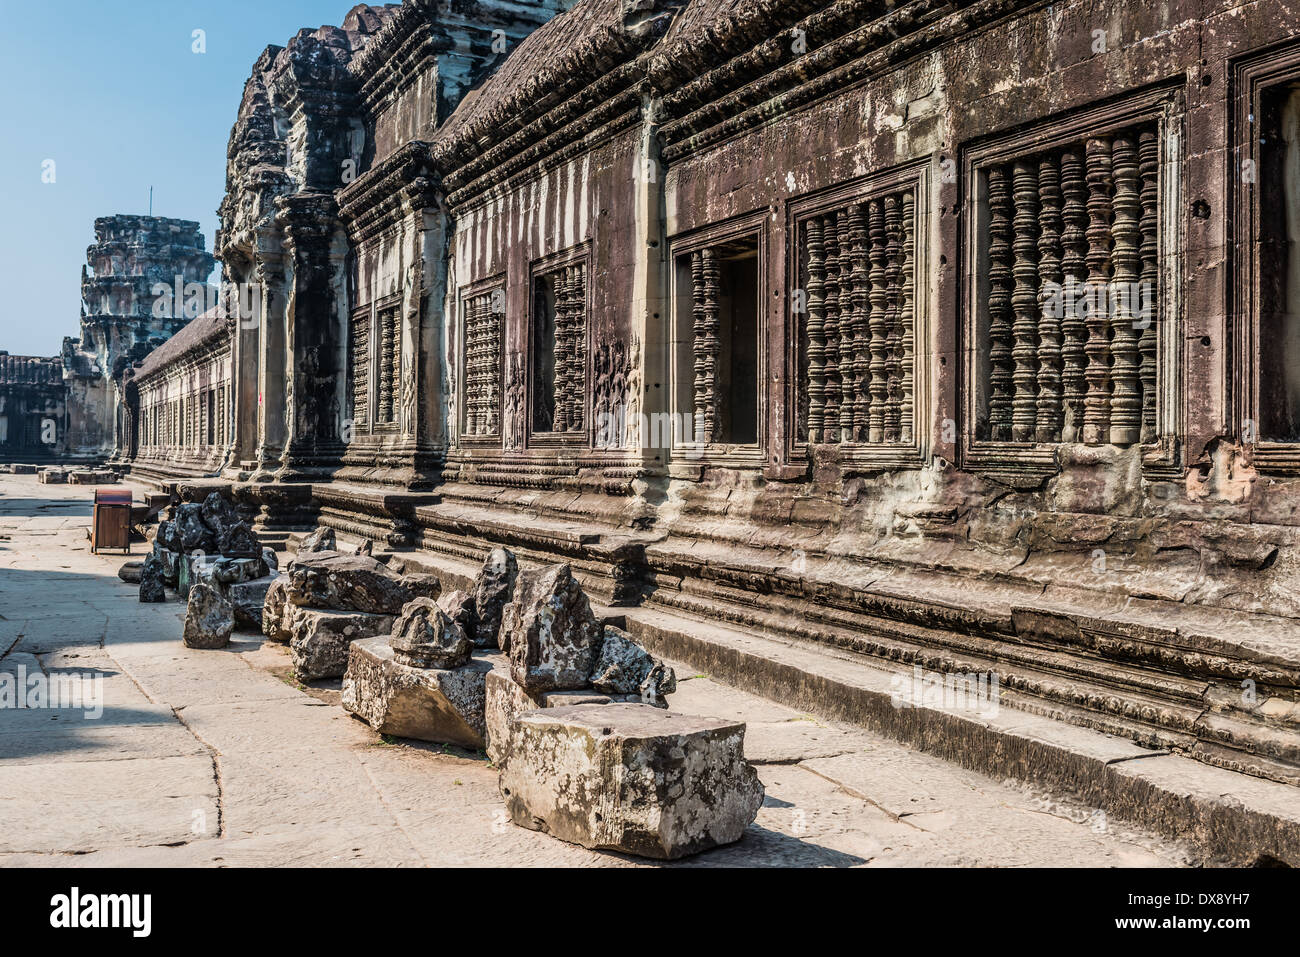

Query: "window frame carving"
left=668, top=211, right=769, bottom=468
left=458, top=273, right=507, bottom=448
left=786, top=159, right=932, bottom=471
left=1233, top=43, right=1300, bottom=472
left=961, top=86, right=1185, bottom=479
left=527, top=243, right=592, bottom=450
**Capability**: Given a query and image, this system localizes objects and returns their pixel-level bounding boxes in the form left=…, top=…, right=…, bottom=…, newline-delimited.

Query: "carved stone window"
left=671, top=221, right=765, bottom=460
left=349, top=308, right=370, bottom=430
left=963, top=90, right=1182, bottom=475
left=530, top=256, right=588, bottom=439
left=462, top=286, right=504, bottom=439
left=792, top=166, right=929, bottom=466
left=1235, top=47, right=1300, bottom=471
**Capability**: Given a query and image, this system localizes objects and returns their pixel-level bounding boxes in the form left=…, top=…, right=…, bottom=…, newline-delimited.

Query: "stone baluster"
left=987, top=165, right=1015, bottom=441
left=1036, top=153, right=1064, bottom=442
left=836, top=212, right=857, bottom=441
left=899, top=191, right=915, bottom=445
left=1012, top=160, right=1040, bottom=442
left=1083, top=137, right=1113, bottom=445
left=1059, top=149, right=1088, bottom=443
left=1109, top=134, right=1143, bottom=446
left=822, top=217, right=842, bottom=439
left=552, top=271, right=571, bottom=433
left=884, top=194, right=903, bottom=443
left=867, top=199, right=889, bottom=444
left=570, top=264, right=587, bottom=433
left=805, top=218, right=828, bottom=444
left=1138, top=130, right=1159, bottom=444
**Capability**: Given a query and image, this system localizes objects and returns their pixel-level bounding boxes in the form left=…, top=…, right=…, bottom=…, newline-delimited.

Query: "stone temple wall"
left=121, top=0, right=1300, bottom=790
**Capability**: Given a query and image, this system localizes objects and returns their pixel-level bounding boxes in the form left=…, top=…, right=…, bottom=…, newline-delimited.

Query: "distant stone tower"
left=62, top=215, right=215, bottom=459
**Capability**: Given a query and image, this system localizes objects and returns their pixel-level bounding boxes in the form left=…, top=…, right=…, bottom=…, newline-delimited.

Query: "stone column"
left=252, top=234, right=288, bottom=482
left=278, top=193, right=348, bottom=482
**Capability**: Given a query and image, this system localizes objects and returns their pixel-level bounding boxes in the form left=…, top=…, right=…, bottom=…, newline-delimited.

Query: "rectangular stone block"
left=38, top=469, right=67, bottom=485
left=288, top=608, right=395, bottom=682
left=342, top=638, right=500, bottom=749
left=485, top=668, right=619, bottom=766
left=499, top=703, right=764, bottom=860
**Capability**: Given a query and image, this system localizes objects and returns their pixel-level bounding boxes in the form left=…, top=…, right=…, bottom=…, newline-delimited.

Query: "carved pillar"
left=691, top=248, right=720, bottom=445
left=253, top=239, right=287, bottom=480
left=884, top=195, right=903, bottom=443
left=277, top=194, right=348, bottom=481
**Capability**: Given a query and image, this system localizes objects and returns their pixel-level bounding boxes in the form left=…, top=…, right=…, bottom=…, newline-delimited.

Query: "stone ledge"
left=622, top=605, right=1300, bottom=867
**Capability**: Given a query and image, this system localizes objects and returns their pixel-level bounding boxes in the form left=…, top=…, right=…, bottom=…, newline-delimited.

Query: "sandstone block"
left=176, top=504, right=215, bottom=553
left=591, top=625, right=662, bottom=695
left=152, top=545, right=180, bottom=587
left=118, top=561, right=143, bottom=584
left=485, top=668, right=624, bottom=766
left=183, top=583, right=233, bottom=650
left=503, top=563, right=602, bottom=692
left=199, top=491, right=241, bottom=541
left=474, top=547, right=518, bottom=649
left=229, top=575, right=277, bottom=631
left=286, top=553, right=421, bottom=615
left=288, top=607, right=395, bottom=682
left=298, top=526, right=336, bottom=555
left=139, top=555, right=166, bottom=604
left=342, top=638, right=497, bottom=748
left=499, top=704, right=764, bottom=860
left=390, top=598, right=471, bottom=669
left=437, top=590, right=479, bottom=646
left=218, top=520, right=261, bottom=559
left=262, top=577, right=292, bottom=641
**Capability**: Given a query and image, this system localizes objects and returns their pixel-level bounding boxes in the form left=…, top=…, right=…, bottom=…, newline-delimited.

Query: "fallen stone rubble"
left=140, top=530, right=763, bottom=859
left=500, top=703, right=764, bottom=860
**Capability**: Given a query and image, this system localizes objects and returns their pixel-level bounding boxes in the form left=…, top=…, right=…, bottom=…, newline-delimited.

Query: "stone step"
left=621, top=605, right=1300, bottom=866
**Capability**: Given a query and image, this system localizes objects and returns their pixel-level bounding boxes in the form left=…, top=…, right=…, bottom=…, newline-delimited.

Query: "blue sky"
left=0, top=0, right=352, bottom=357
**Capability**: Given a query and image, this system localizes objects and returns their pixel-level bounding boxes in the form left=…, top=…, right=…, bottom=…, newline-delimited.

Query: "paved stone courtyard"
left=0, top=475, right=1189, bottom=867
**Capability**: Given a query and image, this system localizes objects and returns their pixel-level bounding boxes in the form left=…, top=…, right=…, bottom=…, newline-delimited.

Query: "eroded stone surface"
left=591, top=625, right=665, bottom=695
left=286, top=553, right=421, bottom=615
left=499, top=703, right=765, bottom=860
left=342, top=638, right=496, bottom=748
left=262, top=577, right=292, bottom=641
left=183, top=583, right=233, bottom=650
left=485, top=668, right=621, bottom=766
left=230, top=575, right=277, bottom=631
left=390, top=598, right=471, bottom=669
left=288, top=607, right=396, bottom=682
left=438, top=590, right=478, bottom=647
left=298, top=527, right=336, bottom=555
left=474, top=548, right=519, bottom=650
left=139, top=555, right=166, bottom=604
left=503, top=563, right=602, bottom=692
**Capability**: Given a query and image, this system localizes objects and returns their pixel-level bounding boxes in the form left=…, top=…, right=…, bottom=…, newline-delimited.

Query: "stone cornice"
left=337, top=141, right=441, bottom=242
left=654, top=0, right=1044, bottom=162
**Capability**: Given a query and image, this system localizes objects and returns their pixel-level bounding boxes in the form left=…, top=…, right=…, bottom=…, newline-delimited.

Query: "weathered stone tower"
left=62, top=215, right=215, bottom=460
